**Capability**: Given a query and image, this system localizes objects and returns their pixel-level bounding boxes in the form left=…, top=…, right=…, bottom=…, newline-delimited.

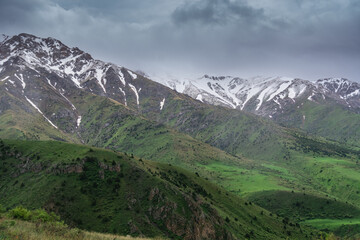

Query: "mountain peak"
left=0, top=33, right=100, bottom=87
left=0, top=33, right=147, bottom=111
left=317, top=77, right=350, bottom=84
left=0, top=34, right=9, bottom=44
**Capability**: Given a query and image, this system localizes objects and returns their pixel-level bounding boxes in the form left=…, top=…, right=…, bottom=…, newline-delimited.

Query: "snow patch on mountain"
left=77, top=116, right=82, bottom=127
left=14, top=73, right=26, bottom=89
left=127, top=70, right=137, bottom=80
left=118, top=70, right=126, bottom=86
left=160, top=98, right=165, bottom=110
left=150, top=74, right=359, bottom=114
left=7, top=79, right=16, bottom=86
left=1, top=76, right=9, bottom=82
left=128, top=83, right=139, bottom=106
left=94, top=68, right=106, bottom=93
left=25, top=96, right=58, bottom=129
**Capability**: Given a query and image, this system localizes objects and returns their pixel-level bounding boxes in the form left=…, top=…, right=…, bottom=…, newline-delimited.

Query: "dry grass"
left=0, top=218, right=163, bottom=240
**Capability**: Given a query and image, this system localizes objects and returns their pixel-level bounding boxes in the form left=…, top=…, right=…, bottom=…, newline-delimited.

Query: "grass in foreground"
left=0, top=218, right=158, bottom=240
left=0, top=207, right=161, bottom=240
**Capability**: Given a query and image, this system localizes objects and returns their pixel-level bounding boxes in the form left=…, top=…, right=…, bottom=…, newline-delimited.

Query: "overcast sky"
left=0, top=0, right=359, bottom=81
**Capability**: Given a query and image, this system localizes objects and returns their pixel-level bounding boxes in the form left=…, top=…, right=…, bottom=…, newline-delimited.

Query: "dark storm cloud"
left=0, top=0, right=359, bottom=80
left=172, top=0, right=266, bottom=26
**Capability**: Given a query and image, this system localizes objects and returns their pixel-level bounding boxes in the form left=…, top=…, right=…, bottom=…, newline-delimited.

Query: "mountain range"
left=1, top=33, right=360, bottom=239
left=151, top=74, right=360, bottom=145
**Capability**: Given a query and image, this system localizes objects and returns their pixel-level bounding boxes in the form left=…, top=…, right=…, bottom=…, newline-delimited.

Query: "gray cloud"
left=0, top=0, right=359, bottom=81
left=172, top=0, right=266, bottom=26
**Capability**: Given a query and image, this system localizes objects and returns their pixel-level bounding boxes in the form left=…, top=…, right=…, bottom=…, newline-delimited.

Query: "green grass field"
left=200, top=162, right=289, bottom=195
left=303, top=218, right=360, bottom=231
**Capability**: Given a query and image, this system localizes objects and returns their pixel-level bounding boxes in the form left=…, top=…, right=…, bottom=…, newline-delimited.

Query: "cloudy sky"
left=0, top=0, right=359, bottom=80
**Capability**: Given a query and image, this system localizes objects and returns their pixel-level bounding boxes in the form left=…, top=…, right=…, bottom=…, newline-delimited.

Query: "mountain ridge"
left=150, top=73, right=360, bottom=145
left=150, top=73, right=360, bottom=112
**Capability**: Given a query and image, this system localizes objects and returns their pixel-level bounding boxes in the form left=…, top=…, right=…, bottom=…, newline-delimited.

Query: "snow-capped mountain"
left=2, top=33, right=360, bottom=146
left=0, top=33, right=175, bottom=109
left=0, top=33, right=140, bottom=94
left=0, top=33, right=174, bottom=137
left=151, top=74, right=360, bottom=118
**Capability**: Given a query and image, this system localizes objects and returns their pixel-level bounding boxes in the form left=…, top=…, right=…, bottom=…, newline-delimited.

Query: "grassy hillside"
left=249, top=190, right=360, bottom=220
left=275, top=99, right=360, bottom=147
left=154, top=94, right=286, bottom=162
left=69, top=92, right=360, bottom=237
left=0, top=139, right=320, bottom=239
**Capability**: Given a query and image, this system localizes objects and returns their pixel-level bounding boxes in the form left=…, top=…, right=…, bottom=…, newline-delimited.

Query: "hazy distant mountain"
left=152, top=74, right=360, bottom=114
left=152, top=74, right=360, bottom=145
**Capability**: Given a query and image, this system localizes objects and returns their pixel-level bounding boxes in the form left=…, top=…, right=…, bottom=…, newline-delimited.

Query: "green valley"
left=0, top=139, right=320, bottom=239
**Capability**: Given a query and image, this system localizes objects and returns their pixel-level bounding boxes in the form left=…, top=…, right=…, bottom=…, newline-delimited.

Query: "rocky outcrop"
left=147, top=186, right=233, bottom=240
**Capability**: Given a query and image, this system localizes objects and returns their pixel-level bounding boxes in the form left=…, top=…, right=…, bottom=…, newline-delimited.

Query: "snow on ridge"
left=25, top=96, right=58, bottom=129
left=190, top=79, right=237, bottom=108
left=188, top=75, right=302, bottom=110
left=267, top=81, right=292, bottom=101
left=241, top=86, right=260, bottom=110
left=151, top=74, right=314, bottom=111
left=345, top=89, right=360, bottom=98
left=127, top=70, right=137, bottom=80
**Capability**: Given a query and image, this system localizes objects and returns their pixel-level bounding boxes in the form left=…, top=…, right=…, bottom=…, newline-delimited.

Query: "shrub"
left=8, top=206, right=61, bottom=223
left=32, top=209, right=60, bottom=223
left=9, top=206, right=31, bottom=220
